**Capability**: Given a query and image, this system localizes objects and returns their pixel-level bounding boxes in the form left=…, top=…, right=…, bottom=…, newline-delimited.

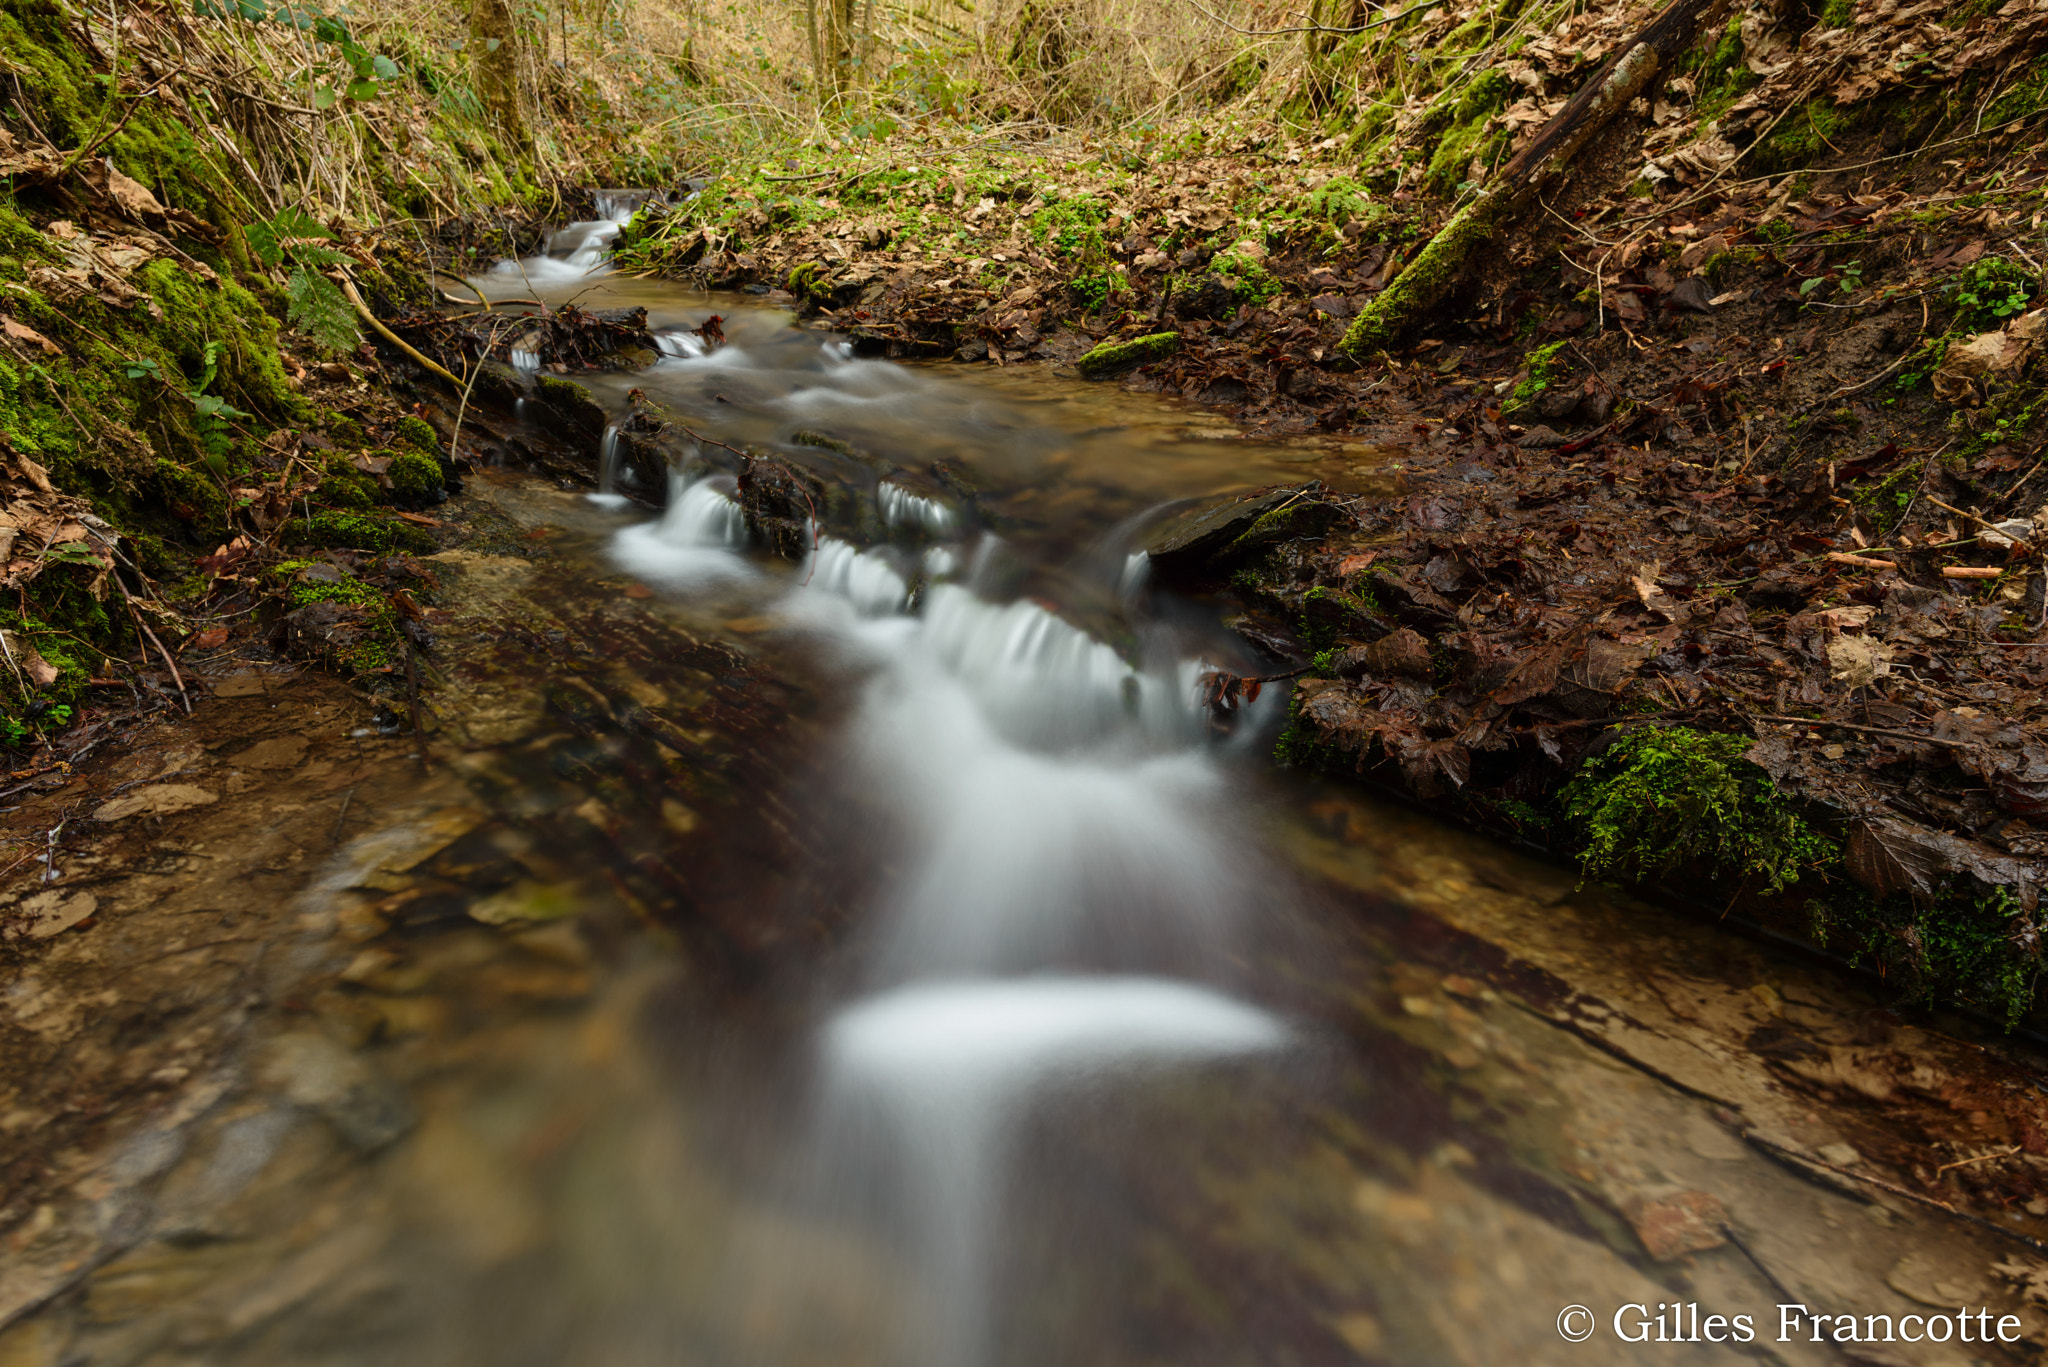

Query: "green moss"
left=321, top=412, right=370, bottom=447
left=299, top=510, right=432, bottom=554
left=1424, top=70, right=1513, bottom=195
left=1561, top=727, right=1838, bottom=895
left=1505, top=339, right=1569, bottom=414
left=1076, top=332, right=1179, bottom=378
left=1819, top=0, right=1854, bottom=25
left=320, top=454, right=377, bottom=509
left=1339, top=197, right=1496, bottom=354
left=394, top=415, right=441, bottom=453
left=1209, top=249, right=1283, bottom=307
left=1753, top=98, right=1849, bottom=174
left=385, top=448, right=444, bottom=503
left=1812, top=885, right=2037, bottom=1027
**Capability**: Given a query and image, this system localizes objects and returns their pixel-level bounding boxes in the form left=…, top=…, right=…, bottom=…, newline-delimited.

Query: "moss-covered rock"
left=298, top=510, right=433, bottom=554
left=1077, top=332, right=1179, bottom=378
left=1561, top=728, right=1837, bottom=896
left=386, top=448, right=445, bottom=504
left=320, top=454, right=378, bottom=510
left=394, top=415, right=442, bottom=453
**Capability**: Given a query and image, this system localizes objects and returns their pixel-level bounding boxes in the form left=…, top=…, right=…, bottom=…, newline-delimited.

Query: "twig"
left=1751, top=714, right=1976, bottom=748
left=431, top=270, right=491, bottom=308
left=1934, top=1145, right=2021, bottom=1177
left=327, top=787, right=360, bottom=848
left=1742, top=1129, right=2048, bottom=1256
left=113, top=578, right=188, bottom=715
left=334, top=272, right=463, bottom=387
left=760, top=168, right=834, bottom=182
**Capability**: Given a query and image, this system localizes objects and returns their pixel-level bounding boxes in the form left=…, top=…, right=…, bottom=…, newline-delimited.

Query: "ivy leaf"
left=372, top=54, right=401, bottom=79
left=346, top=77, right=380, bottom=102
left=313, top=84, right=339, bottom=110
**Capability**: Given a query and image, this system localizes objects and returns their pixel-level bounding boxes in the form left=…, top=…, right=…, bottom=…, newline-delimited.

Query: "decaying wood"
left=1338, top=0, right=1730, bottom=355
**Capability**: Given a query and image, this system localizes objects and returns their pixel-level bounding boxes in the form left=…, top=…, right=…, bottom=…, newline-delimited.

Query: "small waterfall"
left=821, top=980, right=1285, bottom=1367
left=586, top=336, right=1290, bottom=1366
left=588, top=424, right=627, bottom=509
left=878, top=482, right=957, bottom=538
left=610, top=472, right=752, bottom=587
left=775, top=527, right=1285, bottom=1366
left=804, top=537, right=909, bottom=617
left=654, top=329, right=710, bottom=359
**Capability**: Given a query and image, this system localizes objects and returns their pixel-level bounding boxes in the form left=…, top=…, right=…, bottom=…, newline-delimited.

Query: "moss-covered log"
left=1339, top=0, right=1729, bottom=354
left=1076, top=331, right=1179, bottom=378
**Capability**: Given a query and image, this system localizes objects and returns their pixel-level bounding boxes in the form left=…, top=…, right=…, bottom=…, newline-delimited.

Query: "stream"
left=5, top=211, right=2044, bottom=1367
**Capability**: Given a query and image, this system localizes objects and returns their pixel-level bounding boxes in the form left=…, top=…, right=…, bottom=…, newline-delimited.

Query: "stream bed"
left=2, top=220, right=2045, bottom=1367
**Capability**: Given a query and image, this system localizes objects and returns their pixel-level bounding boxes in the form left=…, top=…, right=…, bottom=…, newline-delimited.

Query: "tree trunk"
left=471, top=0, right=531, bottom=158
left=1303, top=0, right=1364, bottom=109
left=1338, top=0, right=1729, bottom=355
left=822, top=0, right=860, bottom=106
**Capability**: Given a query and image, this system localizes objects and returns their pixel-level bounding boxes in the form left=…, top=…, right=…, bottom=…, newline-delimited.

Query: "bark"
left=1337, top=0, right=1730, bottom=355
left=470, top=0, right=531, bottom=158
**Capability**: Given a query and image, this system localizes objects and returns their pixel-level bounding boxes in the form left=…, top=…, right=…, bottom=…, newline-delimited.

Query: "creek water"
left=10, top=216, right=2036, bottom=1367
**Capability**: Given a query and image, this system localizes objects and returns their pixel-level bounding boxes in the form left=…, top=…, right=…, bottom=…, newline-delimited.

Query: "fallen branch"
left=336, top=272, right=464, bottom=387
left=1339, top=0, right=1730, bottom=354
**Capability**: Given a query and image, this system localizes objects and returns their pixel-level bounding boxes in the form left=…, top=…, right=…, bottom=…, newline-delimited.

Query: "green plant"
left=1949, top=258, right=2036, bottom=331
left=194, top=0, right=404, bottom=108
left=245, top=206, right=359, bottom=354
left=1561, top=727, right=1837, bottom=895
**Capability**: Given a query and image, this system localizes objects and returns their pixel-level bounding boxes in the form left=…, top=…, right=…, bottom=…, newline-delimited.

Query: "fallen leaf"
left=0, top=316, right=58, bottom=354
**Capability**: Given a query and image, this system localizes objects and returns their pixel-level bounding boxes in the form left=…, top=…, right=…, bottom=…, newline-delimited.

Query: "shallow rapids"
left=497, top=218, right=1303, bottom=1365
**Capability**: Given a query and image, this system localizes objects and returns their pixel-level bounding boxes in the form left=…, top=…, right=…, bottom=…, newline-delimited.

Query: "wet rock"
left=1144, top=483, right=1323, bottom=582
left=258, top=1031, right=414, bottom=1152
left=1076, top=331, right=1179, bottom=379
left=20, top=889, right=96, bottom=938
left=737, top=455, right=827, bottom=561
left=93, top=784, right=217, bottom=822
left=1622, top=1190, right=1728, bottom=1260
left=231, top=735, right=309, bottom=770
left=283, top=599, right=370, bottom=657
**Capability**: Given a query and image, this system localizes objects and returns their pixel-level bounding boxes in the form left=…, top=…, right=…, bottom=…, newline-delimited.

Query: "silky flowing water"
left=9, top=214, right=2043, bottom=1367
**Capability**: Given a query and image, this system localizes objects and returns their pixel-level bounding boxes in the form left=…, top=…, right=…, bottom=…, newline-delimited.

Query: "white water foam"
left=611, top=473, right=752, bottom=587
left=823, top=978, right=1285, bottom=1367
left=879, top=482, right=957, bottom=538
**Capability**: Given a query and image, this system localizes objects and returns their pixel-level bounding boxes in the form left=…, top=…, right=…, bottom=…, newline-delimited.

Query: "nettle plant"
left=246, top=206, right=360, bottom=353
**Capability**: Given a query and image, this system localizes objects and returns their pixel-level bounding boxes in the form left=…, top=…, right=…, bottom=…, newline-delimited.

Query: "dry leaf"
left=0, top=316, right=59, bottom=354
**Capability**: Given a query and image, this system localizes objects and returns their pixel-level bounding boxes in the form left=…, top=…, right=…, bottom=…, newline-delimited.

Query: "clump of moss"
left=1561, top=728, right=1838, bottom=895
left=394, top=415, right=441, bottom=453
left=1505, top=340, right=1569, bottom=414
left=319, top=454, right=377, bottom=509
left=1209, top=248, right=1283, bottom=307
left=385, top=448, right=445, bottom=504
left=299, top=510, right=432, bottom=554
left=1813, top=885, right=2038, bottom=1028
